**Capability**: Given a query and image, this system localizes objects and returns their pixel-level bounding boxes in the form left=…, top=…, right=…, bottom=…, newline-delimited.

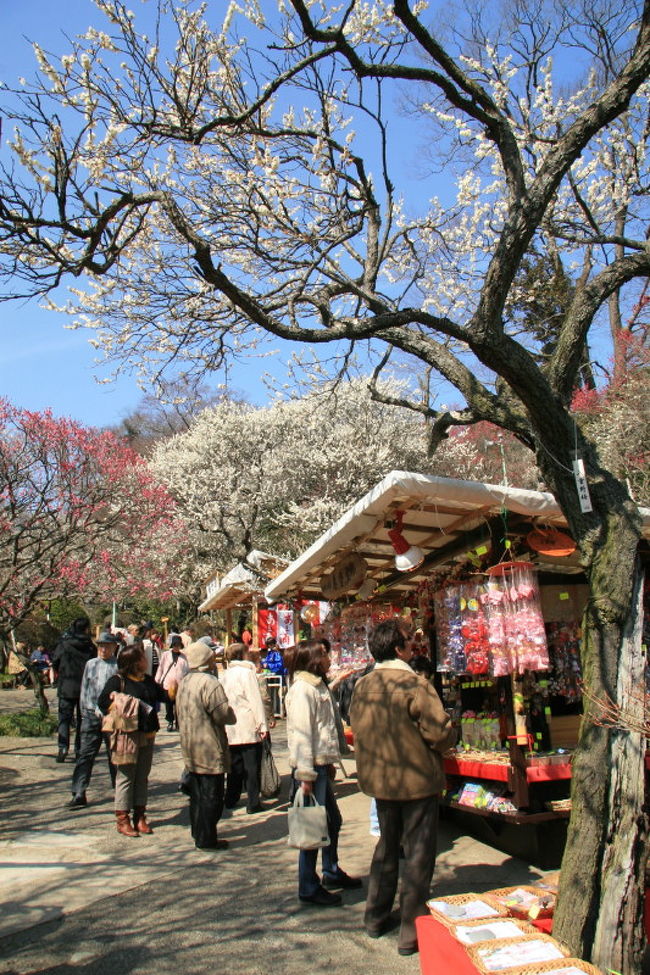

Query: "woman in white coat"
left=220, top=643, right=268, bottom=813
left=285, top=640, right=361, bottom=906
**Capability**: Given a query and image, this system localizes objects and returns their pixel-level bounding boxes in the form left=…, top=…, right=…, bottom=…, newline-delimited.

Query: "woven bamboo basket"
left=447, top=916, right=537, bottom=946
left=486, top=885, right=556, bottom=920
left=426, top=892, right=511, bottom=928
left=466, top=933, right=570, bottom=973
left=490, top=958, right=604, bottom=975
left=532, top=872, right=560, bottom=894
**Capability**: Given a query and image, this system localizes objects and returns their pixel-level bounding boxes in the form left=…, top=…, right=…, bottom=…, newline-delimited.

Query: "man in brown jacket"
left=176, top=642, right=236, bottom=851
left=350, top=618, right=454, bottom=956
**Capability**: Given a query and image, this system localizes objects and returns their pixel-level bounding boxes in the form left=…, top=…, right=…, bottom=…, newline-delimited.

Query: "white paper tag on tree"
left=572, top=457, right=593, bottom=513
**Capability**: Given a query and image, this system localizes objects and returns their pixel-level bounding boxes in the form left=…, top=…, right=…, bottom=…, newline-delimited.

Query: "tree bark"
left=13, top=646, right=50, bottom=716
left=547, top=476, right=648, bottom=972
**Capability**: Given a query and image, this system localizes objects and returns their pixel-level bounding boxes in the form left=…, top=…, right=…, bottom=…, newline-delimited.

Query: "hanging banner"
left=276, top=608, right=295, bottom=649
left=257, top=607, right=277, bottom=646
left=257, top=605, right=296, bottom=649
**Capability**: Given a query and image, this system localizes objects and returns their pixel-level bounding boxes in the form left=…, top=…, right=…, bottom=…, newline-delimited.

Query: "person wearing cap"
left=175, top=641, right=236, bottom=850
left=67, top=631, right=120, bottom=809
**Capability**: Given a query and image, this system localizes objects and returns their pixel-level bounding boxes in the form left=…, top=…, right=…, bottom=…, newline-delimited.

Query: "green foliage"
left=47, top=598, right=91, bottom=635
left=0, top=708, right=56, bottom=737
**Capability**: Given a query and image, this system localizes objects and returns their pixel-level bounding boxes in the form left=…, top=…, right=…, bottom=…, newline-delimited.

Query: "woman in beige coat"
left=176, top=642, right=236, bottom=850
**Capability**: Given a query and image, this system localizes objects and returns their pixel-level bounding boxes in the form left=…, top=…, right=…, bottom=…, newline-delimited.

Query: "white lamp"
left=388, top=511, right=425, bottom=572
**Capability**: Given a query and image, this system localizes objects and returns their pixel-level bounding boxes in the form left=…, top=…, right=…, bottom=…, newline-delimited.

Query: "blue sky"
left=0, top=0, right=283, bottom=426
left=0, top=1, right=155, bottom=427
left=0, top=0, right=420, bottom=428
left=0, top=2, right=624, bottom=429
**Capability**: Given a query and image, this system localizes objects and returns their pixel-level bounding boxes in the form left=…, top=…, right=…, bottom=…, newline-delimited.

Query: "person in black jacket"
left=98, top=643, right=168, bottom=837
left=51, top=617, right=96, bottom=764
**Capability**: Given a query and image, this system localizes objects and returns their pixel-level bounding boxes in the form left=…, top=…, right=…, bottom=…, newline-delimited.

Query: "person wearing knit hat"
left=175, top=641, right=236, bottom=851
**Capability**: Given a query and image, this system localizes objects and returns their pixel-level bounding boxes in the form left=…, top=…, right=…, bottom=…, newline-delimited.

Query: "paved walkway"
left=0, top=687, right=549, bottom=975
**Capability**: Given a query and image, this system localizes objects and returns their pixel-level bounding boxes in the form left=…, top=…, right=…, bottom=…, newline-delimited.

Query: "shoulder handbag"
left=260, top=738, right=281, bottom=799
left=287, top=789, right=330, bottom=850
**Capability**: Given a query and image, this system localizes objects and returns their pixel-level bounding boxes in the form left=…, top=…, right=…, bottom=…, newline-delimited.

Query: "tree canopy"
left=0, top=399, right=184, bottom=637
left=0, top=1, right=649, bottom=969
left=149, top=379, right=538, bottom=596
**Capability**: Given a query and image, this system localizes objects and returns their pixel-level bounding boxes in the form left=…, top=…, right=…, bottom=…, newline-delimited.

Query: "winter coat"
left=264, top=649, right=287, bottom=677
left=51, top=632, right=96, bottom=699
left=155, top=650, right=189, bottom=690
left=350, top=659, right=454, bottom=801
left=219, top=660, right=268, bottom=745
left=285, top=671, right=340, bottom=782
left=176, top=670, right=236, bottom=775
left=79, top=656, right=118, bottom=716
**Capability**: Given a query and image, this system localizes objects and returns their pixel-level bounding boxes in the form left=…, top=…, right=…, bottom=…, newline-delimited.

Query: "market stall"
left=264, top=470, right=650, bottom=865
left=199, top=549, right=290, bottom=647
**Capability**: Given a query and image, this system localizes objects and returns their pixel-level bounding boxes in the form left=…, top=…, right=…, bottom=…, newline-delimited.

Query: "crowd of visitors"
left=3, top=615, right=452, bottom=958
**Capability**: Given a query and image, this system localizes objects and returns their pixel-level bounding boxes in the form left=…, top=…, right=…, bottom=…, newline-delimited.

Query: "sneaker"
left=56, top=749, right=68, bottom=763
left=299, top=887, right=342, bottom=907
left=67, top=794, right=87, bottom=808
left=322, top=869, right=363, bottom=890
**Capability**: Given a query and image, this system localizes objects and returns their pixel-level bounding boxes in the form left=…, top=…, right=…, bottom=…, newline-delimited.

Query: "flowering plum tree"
left=0, top=399, right=184, bottom=641
left=0, top=1, right=648, bottom=968
left=149, top=379, right=534, bottom=592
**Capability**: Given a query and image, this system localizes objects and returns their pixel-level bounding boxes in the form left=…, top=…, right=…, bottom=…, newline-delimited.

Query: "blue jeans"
left=292, top=765, right=342, bottom=897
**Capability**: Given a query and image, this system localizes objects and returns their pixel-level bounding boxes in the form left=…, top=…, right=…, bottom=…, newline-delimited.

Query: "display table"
left=443, top=755, right=572, bottom=785
left=416, top=914, right=555, bottom=975
left=416, top=915, right=482, bottom=975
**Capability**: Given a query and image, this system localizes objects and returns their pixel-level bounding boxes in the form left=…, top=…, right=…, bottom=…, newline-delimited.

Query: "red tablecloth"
left=416, top=915, right=481, bottom=975
left=416, top=914, right=556, bottom=975
left=443, top=756, right=572, bottom=783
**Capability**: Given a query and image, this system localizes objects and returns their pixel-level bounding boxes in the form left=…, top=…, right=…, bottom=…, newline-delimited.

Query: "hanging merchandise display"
left=485, top=562, right=550, bottom=673
left=545, top=621, right=582, bottom=700
left=433, top=585, right=467, bottom=673
left=434, top=563, right=549, bottom=676
left=314, top=601, right=401, bottom=674
left=460, top=582, right=490, bottom=675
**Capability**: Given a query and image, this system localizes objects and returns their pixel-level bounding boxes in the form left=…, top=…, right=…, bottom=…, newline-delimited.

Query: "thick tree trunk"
left=554, top=558, right=646, bottom=973
left=539, top=444, right=648, bottom=973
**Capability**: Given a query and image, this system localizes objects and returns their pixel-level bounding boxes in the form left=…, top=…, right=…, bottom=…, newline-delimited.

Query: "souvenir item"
left=427, top=893, right=508, bottom=926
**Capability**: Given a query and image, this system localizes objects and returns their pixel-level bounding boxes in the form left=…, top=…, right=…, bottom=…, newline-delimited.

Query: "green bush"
left=0, top=709, right=56, bottom=737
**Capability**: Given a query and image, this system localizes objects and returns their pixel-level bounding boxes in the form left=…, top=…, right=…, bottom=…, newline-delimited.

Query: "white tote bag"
left=287, top=789, right=330, bottom=850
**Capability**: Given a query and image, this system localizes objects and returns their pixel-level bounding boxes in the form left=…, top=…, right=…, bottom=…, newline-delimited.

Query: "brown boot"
left=133, top=806, right=153, bottom=834
left=116, top=810, right=139, bottom=837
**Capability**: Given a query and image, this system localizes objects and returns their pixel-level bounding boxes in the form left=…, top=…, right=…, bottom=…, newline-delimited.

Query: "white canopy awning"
left=264, top=470, right=650, bottom=603
left=199, top=550, right=289, bottom=612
